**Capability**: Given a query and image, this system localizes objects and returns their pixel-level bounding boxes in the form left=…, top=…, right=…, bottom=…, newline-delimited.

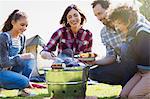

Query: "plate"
left=78, top=57, right=95, bottom=61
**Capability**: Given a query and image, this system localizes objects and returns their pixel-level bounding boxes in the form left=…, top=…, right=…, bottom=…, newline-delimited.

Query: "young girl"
left=109, top=5, right=150, bottom=99
left=0, top=9, right=35, bottom=97
left=41, top=4, right=93, bottom=60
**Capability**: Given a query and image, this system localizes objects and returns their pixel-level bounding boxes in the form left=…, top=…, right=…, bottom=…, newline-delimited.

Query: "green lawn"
left=0, top=83, right=121, bottom=99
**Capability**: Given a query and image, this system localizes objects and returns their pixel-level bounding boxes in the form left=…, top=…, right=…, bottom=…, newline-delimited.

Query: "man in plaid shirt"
left=101, top=26, right=126, bottom=59
left=87, top=0, right=127, bottom=87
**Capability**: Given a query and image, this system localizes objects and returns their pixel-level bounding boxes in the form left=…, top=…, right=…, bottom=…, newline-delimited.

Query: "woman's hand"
left=40, top=51, right=56, bottom=60
left=20, top=53, right=35, bottom=59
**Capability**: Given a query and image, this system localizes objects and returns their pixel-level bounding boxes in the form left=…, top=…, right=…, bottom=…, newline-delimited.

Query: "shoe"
left=18, top=89, right=36, bottom=97
left=87, top=79, right=98, bottom=85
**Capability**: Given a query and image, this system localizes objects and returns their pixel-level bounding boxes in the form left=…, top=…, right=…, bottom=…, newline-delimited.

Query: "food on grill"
left=76, top=53, right=97, bottom=61
left=79, top=53, right=97, bottom=58
left=51, top=64, right=63, bottom=69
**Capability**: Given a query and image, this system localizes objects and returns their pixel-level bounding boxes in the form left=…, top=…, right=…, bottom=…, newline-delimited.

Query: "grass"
left=0, top=83, right=122, bottom=99
left=86, top=84, right=121, bottom=98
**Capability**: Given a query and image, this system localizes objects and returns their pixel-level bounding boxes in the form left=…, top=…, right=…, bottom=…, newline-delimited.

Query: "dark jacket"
left=127, top=22, right=150, bottom=66
left=121, top=22, right=150, bottom=85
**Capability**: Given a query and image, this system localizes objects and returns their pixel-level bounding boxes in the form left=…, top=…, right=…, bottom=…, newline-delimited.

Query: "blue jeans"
left=0, top=70, right=29, bottom=90
left=0, top=43, right=35, bottom=90
left=11, top=59, right=35, bottom=79
left=0, top=59, right=35, bottom=89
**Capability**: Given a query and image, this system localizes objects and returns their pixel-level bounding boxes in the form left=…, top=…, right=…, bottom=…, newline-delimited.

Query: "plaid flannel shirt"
left=43, top=27, right=93, bottom=55
left=101, top=26, right=126, bottom=57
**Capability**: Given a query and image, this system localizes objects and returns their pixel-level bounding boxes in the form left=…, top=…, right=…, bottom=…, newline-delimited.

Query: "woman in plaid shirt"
left=41, top=4, right=93, bottom=60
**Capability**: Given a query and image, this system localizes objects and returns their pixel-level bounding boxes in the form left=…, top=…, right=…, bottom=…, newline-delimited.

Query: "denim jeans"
left=0, top=43, right=35, bottom=90
left=0, top=70, right=29, bottom=89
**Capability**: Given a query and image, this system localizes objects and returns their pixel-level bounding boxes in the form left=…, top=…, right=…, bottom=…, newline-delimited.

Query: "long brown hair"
left=2, top=9, right=27, bottom=32
left=60, top=4, right=86, bottom=27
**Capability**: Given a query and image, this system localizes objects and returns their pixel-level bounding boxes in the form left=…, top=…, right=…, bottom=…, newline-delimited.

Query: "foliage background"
left=139, top=0, right=150, bottom=21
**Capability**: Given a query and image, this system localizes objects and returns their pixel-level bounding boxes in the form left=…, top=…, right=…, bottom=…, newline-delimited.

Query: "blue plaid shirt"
left=101, top=26, right=126, bottom=57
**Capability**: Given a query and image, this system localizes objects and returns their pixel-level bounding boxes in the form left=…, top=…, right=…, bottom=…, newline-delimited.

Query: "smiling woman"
left=40, top=4, right=93, bottom=61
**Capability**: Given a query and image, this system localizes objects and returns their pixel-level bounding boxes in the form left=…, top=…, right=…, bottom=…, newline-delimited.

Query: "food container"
left=46, top=66, right=89, bottom=99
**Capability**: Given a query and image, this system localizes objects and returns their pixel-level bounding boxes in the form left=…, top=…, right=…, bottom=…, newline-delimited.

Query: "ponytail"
left=2, top=9, right=27, bottom=32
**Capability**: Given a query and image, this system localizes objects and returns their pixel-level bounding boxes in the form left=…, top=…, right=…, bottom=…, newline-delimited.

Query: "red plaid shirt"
left=43, top=27, right=93, bottom=55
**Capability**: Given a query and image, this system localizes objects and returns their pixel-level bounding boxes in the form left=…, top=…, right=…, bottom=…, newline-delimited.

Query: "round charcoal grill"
left=46, top=66, right=89, bottom=99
